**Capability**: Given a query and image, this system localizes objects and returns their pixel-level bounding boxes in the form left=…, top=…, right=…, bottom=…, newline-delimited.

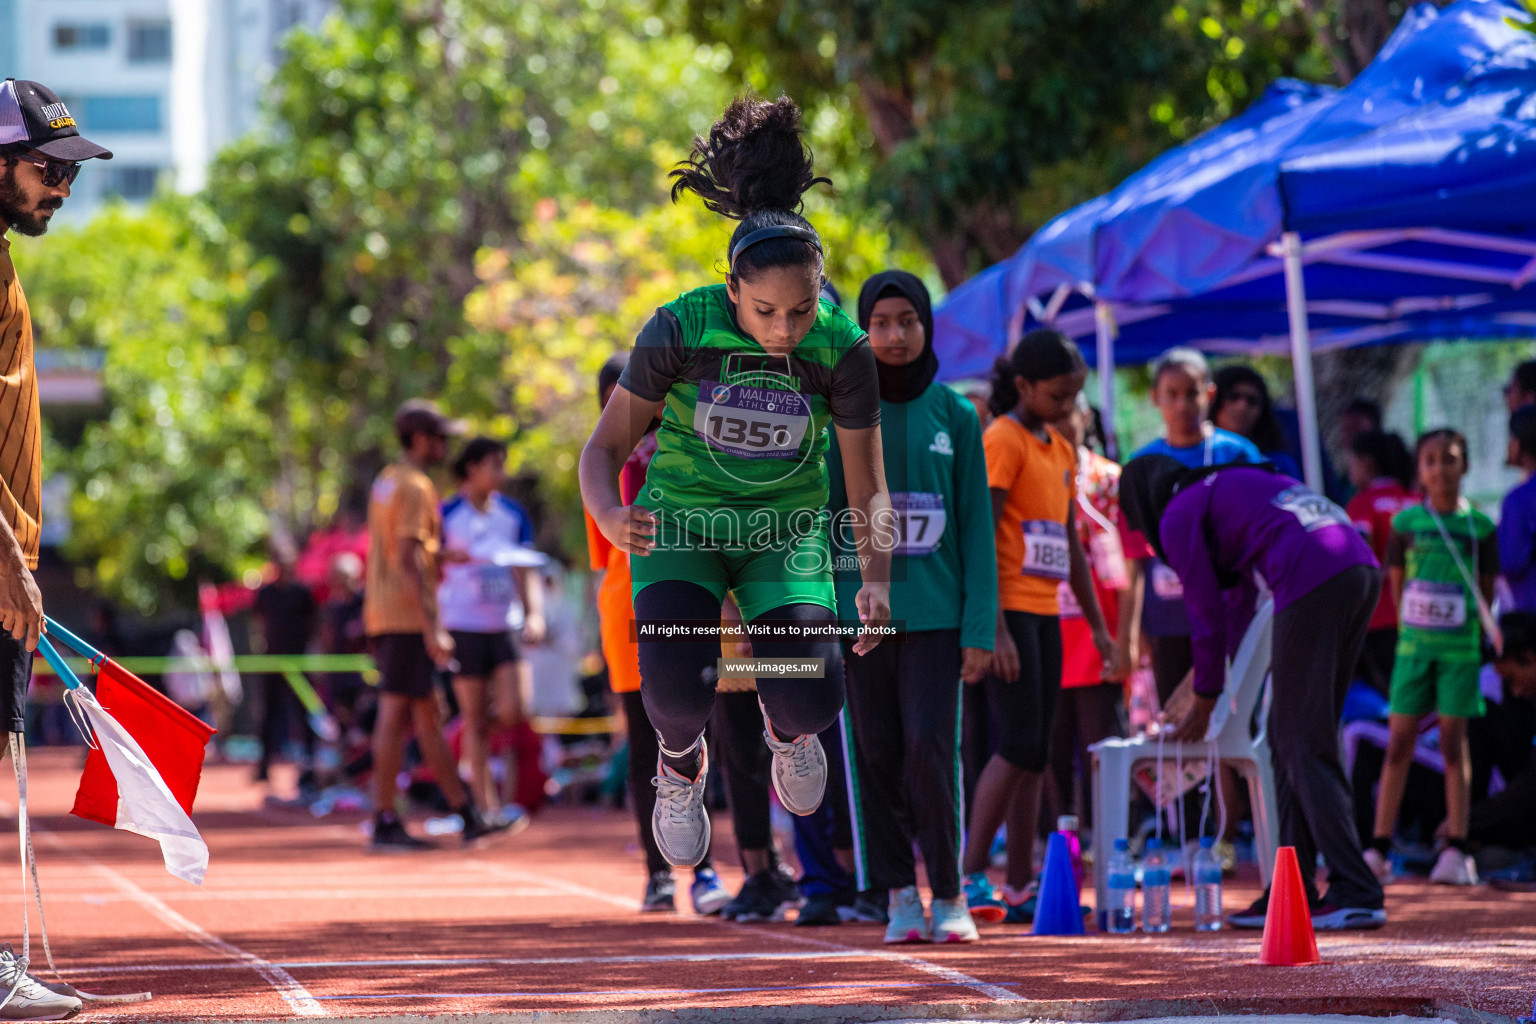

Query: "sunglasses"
left=21, top=156, right=82, bottom=189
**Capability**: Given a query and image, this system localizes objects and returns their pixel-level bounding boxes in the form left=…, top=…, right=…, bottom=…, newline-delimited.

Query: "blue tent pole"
left=1281, top=232, right=1324, bottom=491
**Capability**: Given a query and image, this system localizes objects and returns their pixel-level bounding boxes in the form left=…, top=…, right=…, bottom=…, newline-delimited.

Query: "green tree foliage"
left=677, top=0, right=1375, bottom=284
left=28, top=0, right=919, bottom=610
left=26, top=199, right=274, bottom=609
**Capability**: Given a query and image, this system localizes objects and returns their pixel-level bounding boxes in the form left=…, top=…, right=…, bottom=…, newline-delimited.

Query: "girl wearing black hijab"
left=827, top=271, right=997, bottom=943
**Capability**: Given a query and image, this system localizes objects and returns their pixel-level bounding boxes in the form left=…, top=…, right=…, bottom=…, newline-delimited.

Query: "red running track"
left=5, top=750, right=1534, bottom=1022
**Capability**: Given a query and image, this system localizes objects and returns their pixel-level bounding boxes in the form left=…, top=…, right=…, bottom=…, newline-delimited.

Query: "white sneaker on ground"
left=929, top=896, right=980, bottom=943
left=1428, top=846, right=1478, bottom=886
left=760, top=704, right=826, bottom=816
left=1363, top=847, right=1393, bottom=884
left=0, top=946, right=80, bottom=1020
left=651, top=748, right=711, bottom=868
left=884, top=885, right=931, bottom=943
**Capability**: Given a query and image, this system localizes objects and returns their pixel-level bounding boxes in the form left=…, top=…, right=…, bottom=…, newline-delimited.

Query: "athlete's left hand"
left=1167, top=694, right=1217, bottom=743
left=852, top=583, right=890, bottom=656
left=522, top=611, right=547, bottom=646
left=1095, top=630, right=1130, bottom=682
left=960, top=647, right=991, bottom=684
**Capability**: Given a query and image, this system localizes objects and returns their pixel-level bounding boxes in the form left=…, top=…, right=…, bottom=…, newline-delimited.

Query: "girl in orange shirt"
left=962, top=330, right=1124, bottom=924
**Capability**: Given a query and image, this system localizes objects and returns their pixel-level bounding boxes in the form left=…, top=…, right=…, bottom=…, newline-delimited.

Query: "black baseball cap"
left=394, top=399, right=465, bottom=441
left=0, top=79, right=113, bottom=162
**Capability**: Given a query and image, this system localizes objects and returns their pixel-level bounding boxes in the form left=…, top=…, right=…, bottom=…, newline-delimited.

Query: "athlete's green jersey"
left=1387, top=501, right=1498, bottom=662
left=826, top=382, right=997, bottom=650
left=619, top=284, right=879, bottom=545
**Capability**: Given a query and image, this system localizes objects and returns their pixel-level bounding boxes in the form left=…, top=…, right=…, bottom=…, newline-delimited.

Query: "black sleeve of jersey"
left=1479, top=526, right=1502, bottom=578
left=828, top=336, right=881, bottom=430
left=619, top=308, right=686, bottom=402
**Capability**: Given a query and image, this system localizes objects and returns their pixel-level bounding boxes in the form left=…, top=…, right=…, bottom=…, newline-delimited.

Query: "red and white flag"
left=68, top=659, right=215, bottom=885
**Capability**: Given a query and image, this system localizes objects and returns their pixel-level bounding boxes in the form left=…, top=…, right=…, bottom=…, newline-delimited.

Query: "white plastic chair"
left=1089, top=597, right=1278, bottom=923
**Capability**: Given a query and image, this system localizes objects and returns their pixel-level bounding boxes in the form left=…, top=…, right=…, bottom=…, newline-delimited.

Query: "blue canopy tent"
left=933, top=0, right=1536, bottom=488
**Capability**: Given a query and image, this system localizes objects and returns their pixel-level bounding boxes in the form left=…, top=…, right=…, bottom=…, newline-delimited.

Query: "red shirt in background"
left=1346, top=477, right=1414, bottom=631
left=1060, top=449, right=1128, bottom=687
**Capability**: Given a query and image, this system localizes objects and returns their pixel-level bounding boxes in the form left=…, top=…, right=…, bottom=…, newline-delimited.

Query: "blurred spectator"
left=1213, top=365, right=1302, bottom=479
left=1500, top=406, right=1536, bottom=613
left=1340, top=398, right=1384, bottom=453
left=1347, top=431, right=1417, bottom=694
left=322, top=551, right=369, bottom=731
left=1504, top=360, right=1536, bottom=413
left=252, top=551, right=318, bottom=783
left=297, top=504, right=370, bottom=602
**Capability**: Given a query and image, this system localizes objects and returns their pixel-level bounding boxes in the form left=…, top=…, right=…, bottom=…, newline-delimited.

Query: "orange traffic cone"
left=1259, top=846, right=1320, bottom=966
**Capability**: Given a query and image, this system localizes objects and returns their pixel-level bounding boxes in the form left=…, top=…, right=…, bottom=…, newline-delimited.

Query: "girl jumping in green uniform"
left=580, top=96, right=892, bottom=868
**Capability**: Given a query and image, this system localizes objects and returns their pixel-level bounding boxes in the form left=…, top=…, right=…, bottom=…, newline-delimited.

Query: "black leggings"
left=635, top=581, right=846, bottom=752
left=984, top=611, right=1063, bottom=772
left=843, top=630, right=964, bottom=899
left=714, top=690, right=775, bottom=855
left=621, top=689, right=715, bottom=876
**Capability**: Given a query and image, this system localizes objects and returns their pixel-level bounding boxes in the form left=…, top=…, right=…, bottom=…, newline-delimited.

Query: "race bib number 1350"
left=693, top=380, right=811, bottom=460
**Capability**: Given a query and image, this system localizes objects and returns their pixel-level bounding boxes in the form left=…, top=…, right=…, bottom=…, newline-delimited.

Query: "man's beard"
left=0, top=166, right=60, bottom=237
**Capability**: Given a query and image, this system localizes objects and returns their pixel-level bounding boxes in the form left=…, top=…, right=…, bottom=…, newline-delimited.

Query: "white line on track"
left=468, top=860, right=1022, bottom=1003
left=37, top=831, right=327, bottom=1018
left=77, top=949, right=878, bottom=975
left=0, top=886, right=568, bottom=903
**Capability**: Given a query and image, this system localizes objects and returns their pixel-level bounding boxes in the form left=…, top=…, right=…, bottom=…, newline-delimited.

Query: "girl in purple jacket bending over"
left=1120, top=456, right=1386, bottom=932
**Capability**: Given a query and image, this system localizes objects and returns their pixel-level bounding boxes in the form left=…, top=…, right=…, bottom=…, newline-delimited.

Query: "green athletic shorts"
left=630, top=524, right=836, bottom=624
left=1388, top=655, right=1485, bottom=718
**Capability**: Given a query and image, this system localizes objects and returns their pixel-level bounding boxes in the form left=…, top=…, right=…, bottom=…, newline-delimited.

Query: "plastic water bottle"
left=1192, top=836, right=1224, bottom=931
left=1105, top=838, right=1137, bottom=934
left=1140, top=838, right=1172, bottom=933
left=1057, top=815, right=1084, bottom=896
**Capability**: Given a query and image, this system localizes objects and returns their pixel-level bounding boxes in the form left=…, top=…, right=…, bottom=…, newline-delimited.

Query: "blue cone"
left=1030, top=831, right=1086, bottom=936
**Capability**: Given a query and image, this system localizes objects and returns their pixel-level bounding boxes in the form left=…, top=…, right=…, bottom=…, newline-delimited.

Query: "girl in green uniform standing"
left=580, top=97, right=893, bottom=869
left=830, top=271, right=996, bottom=944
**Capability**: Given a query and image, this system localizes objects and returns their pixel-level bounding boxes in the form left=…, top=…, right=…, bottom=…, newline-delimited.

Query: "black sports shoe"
left=461, top=808, right=514, bottom=845
left=795, top=892, right=844, bottom=927
left=1311, top=902, right=1386, bottom=930
left=847, top=888, right=889, bottom=925
left=370, top=817, right=434, bottom=852
left=722, top=868, right=800, bottom=923
left=1227, top=889, right=1326, bottom=929
left=641, top=870, right=676, bottom=913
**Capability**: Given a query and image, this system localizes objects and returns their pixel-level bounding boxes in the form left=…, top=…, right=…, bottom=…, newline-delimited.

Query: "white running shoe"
left=1428, top=846, right=1479, bottom=886
left=1363, top=847, right=1393, bottom=884
left=929, top=895, right=980, bottom=943
left=761, top=705, right=826, bottom=816
left=0, top=946, right=80, bottom=1020
left=884, top=885, right=931, bottom=943
left=651, top=748, right=711, bottom=868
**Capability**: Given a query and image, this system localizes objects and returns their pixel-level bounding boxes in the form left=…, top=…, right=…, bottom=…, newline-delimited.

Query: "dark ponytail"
left=987, top=329, right=1087, bottom=418
left=670, top=95, right=830, bottom=281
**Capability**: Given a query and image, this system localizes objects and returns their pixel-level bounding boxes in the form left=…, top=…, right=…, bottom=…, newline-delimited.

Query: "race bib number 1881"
left=1021, top=520, right=1070, bottom=580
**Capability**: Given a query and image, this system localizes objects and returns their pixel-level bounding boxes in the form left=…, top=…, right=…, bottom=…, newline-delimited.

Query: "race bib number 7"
left=693, top=380, right=811, bottom=460
left=891, top=492, right=946, bottom=557
left=1021, top=520, right=1070, bottom=580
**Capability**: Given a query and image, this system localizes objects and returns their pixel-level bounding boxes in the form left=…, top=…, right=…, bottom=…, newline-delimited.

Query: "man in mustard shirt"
left=1, top=78, right=112, bottom=1021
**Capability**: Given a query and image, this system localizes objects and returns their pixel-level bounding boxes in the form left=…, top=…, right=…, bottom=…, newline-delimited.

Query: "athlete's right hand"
left=425, top=626, right=455, bottom=668
left=0, top=563, right=44, bottom=653
left=596, top=505, right=658, bottom=557
left=851, top=583, right=890, bottom=656
left=991, top=623, right=1020, bottom=683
